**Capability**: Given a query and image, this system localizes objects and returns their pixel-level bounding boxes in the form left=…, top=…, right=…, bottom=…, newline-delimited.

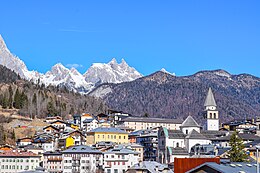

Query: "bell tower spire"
left=204, top=87, right=219, bottom=131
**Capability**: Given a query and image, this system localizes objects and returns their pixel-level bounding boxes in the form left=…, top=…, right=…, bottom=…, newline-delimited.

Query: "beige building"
left=0, top=150, right=41, bottom=172
left=120, top=117, right=182, bottom=131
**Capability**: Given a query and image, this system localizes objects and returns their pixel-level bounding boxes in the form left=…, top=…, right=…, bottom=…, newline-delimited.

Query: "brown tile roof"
left=0, top=150, right=40, bottom=157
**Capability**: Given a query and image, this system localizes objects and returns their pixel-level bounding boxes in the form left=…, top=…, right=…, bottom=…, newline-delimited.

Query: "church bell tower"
left=204, top=87, right=219, bottom=131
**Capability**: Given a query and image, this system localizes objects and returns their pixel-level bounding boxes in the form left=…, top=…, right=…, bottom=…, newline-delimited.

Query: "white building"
left=16, top=137, right=32, bottom=147
left=121, top=117, right=182, bottom=131
left=62, top=145, right=103, bottom=173
left=43, top=151, right=63, bottom=173
left=104, top=146, right=140, bottom=173
left=158, top=116, right=211, bottom=163
left=0, top=150, right=41, bottom=172
left=83, top=118, right=99, bottom=132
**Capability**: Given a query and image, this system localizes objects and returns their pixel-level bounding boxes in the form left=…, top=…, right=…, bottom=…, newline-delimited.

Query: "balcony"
left=72, top=162, right=80, bottom=167
left=72, top=157, right=81, bottom=161
left=47, top=157, right=62, bottom=162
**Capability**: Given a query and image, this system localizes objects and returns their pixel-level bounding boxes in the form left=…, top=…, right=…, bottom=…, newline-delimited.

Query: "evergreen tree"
left=11, top=129, right=15, bottom=140
left=2, top=95, right=8, bottom=109
left=8, top=86, right=13, bottom=109
left=47, top=101, right=58, bottom=116
left=32, top=93, right=37, bottom=104
left=228, top=131, right=248, bottom=162
left=13, top=89, right=21, bottom=109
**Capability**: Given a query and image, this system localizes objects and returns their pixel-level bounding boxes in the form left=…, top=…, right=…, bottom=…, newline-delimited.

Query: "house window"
left=176, top=142, right=179, bottom=147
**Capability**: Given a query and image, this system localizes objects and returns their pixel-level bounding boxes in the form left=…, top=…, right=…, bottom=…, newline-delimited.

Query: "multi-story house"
left=119, top=117, right=182, bottom=131
left=125, top=143, right=144, bottom=161
left=86, top=127, right=128, bottom=145
left=16, top=137, right=32, bottom=147
left=62, top=145, right=103, bottom=173
left=0, top=150, right=41, bottom=172
left=83, top=118, right=99, bottom=132
left=136, top=130, right=158, bottom=161
left=103, top=146, right=140, bottom=173
left=43, top=151, right=63, bottom=173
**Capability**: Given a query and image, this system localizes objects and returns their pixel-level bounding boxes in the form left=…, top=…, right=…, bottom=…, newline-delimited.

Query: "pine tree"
left=8, top=85, right=13, bottom=109
left=13, top=89, right=21, bottom=109
left=228, top=131, right=248, bottom=162
left=47, top=101, right=58, bottom=116
left=2, top=95, right=8, bottom=109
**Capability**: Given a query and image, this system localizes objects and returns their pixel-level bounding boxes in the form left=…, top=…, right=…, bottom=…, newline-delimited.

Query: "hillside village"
left=0, top=88, right=260, bottom=173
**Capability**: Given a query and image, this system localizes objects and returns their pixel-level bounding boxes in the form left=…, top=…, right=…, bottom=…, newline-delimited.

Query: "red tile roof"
left=0, top=150, right=40, bottom=157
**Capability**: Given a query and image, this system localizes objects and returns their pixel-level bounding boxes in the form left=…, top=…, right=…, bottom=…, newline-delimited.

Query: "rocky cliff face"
left=0, top=35, right=142, bottom=93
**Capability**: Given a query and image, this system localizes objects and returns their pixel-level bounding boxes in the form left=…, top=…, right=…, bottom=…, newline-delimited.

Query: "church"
left=157, top=87, right=225, bottom=164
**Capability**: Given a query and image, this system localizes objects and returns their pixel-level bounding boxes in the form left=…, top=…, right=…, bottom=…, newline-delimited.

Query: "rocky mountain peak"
left=70, top=67, right=81, bottom=76
left=48, top=63, right=69, bottom=75
left=0, top=35, right=29, bottom=79
left=108, top=58, right=118, bottom=65
left=0, top=35, right=7, bottom=50
left=0, top=35, right=142, bottom=93
left=160, top=68, right=175, bottom=76
left=84, top=58, right=143, bottom=85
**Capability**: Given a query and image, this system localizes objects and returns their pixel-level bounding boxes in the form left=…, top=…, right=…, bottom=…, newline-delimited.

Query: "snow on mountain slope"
left=0, top=35, right=143, bottom=93
left=160, top=68, right=176, bottom=76
left=0, top=35, right=30, bottom=79
left=41, top=63, right=94, bottom=92
left=84, top=58, right=143, bottom=86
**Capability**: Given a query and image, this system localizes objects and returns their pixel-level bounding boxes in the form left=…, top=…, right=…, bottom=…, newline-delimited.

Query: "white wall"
left=207, top=119, right=219, bottom=131
left=187, top=139, right=211, bottom=152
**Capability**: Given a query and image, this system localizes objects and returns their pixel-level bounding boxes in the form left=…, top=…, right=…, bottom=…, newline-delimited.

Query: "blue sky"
left=0, top=1, right=259, bottom=76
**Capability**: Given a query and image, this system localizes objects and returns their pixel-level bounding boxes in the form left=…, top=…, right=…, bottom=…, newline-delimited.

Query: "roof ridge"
left=181, top=116, right=200, bottom=127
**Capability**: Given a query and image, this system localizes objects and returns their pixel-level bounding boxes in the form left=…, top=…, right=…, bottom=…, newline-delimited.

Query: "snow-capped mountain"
left=0, top=35, right=142, bottom=93
left=40, top=63, right=94, bottom=93
left=0, top=35, right=30, bottom=79
left=160, top=68, right=175, bottom=76
left=84, top=58, right=143, bottom=86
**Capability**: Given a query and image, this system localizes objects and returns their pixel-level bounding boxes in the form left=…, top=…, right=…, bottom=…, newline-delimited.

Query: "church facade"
left=157, top=88, right=222, bottom=164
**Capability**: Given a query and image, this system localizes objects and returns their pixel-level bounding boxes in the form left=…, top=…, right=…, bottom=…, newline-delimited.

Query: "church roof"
left=204, top=87, right=217, bottom=107
left=168, top=130, right=186, bottom=139
left=181, top=116, right=200, bottom=127
left=186, top=129, right=207, bottom=139
left=168, top=147, right=189, bottom=155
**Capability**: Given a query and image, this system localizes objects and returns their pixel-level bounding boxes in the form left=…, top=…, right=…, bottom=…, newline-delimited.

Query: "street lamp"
left=256, top=145, right=260, bottom=173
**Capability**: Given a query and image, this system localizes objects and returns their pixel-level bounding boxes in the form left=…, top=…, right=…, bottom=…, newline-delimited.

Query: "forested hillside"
left=90, top=70, right=260, bottom=123
left=0, top=65, right=108, bottom=119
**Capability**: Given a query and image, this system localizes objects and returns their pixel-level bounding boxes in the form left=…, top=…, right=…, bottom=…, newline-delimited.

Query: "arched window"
left=176, top=142, right=179, bottom=147
left=160, top=131, right=164, bottom=137
left=186, top=130, right=188, bottom=134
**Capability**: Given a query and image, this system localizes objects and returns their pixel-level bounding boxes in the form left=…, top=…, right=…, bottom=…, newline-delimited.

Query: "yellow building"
left=65, top=136, right=75, bottom=148
left=86, top=127, right=128, bottom=145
